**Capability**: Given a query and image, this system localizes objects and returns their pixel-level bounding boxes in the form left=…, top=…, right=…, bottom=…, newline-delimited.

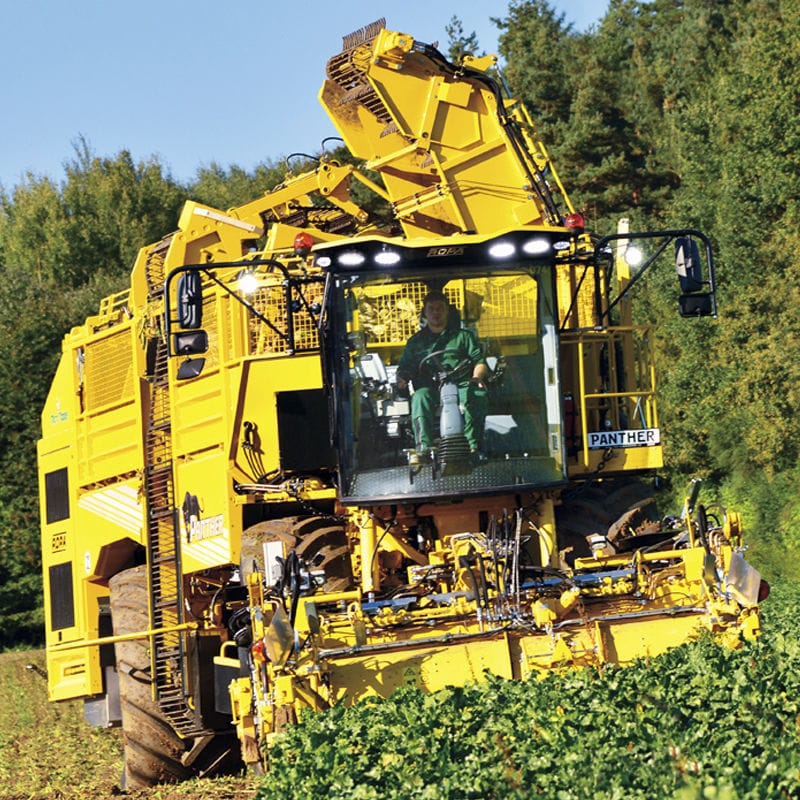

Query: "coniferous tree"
left=445, top=16, right=483, bottom=63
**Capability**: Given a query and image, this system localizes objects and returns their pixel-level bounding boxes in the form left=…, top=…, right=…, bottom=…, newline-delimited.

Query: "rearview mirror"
left=675, top=237, right=703, bottom=293
left=173, top=330, right=208, bottom=355
left=678, top=293, right=714, bottom=317
left=177, top=357, right=205, bottom=380
left=177, top=271, right=203, bottom=329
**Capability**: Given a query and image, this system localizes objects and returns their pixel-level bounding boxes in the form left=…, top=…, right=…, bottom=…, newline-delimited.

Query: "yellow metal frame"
left=320, top=27, right=576, bottom=238
left=561, top=325, right=663, bottom=476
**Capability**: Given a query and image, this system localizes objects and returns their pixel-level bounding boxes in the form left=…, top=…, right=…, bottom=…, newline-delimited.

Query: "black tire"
left=293, top=517, right=354, bottom=592
left=109, top=566, right=244, bottom=790
left=109, top=565, right=191, bottom=790
left=555, top=479, right=657, bottom=565
left=241, top=516, right=354, bottom=593
left=240, top=518, right=299, bottom=580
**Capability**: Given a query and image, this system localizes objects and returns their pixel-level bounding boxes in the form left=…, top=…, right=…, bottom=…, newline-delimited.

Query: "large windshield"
left=327, top=266, right=566, bottom=502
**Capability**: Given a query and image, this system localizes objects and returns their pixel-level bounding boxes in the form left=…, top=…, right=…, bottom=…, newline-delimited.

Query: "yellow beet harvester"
left=37, top=20, right=767, bottom=788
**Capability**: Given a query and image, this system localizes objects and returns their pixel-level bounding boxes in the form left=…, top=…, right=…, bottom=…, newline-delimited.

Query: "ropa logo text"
left=426, top=246, right=464, bottom=257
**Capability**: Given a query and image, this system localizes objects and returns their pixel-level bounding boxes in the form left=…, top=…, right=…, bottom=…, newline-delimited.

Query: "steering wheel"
left=419, top=349, right=471, bottom=384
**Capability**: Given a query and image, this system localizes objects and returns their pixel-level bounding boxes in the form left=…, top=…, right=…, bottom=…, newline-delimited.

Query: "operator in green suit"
left=396, top=290, right=489, bottom=464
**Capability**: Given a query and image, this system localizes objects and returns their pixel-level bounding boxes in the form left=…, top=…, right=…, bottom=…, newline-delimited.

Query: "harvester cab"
left=315, top=224, right=717, bottom=505
left=318, top=232, right=566, bottom=502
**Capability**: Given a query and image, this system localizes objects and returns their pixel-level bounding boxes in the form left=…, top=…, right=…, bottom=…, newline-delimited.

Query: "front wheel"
left=241, top=515, right=353, bottom=593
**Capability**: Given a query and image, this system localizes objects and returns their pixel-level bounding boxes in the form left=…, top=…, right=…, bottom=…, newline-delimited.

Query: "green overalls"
left=396, top=325, right=488, bottom=452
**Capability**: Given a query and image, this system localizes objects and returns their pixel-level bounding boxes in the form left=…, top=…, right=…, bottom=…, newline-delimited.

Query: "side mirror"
left=173, top=330, right=208, bottom=355
left=675, top=237, right=703, bottom=293
left=177, top=271, right=203, bottom=329
left=177, top=358, right=205, bottom=380
left=678, top=293, right=714, bottom=317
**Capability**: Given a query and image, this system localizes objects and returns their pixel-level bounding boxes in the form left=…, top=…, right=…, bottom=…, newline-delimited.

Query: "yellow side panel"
left=76, top=403, right=141, bottom=485
left=45, top=646, right=103, bottom=702
left=40, top=485, right=109, bottom=700
left=237, top=355, right=325, bottom=467
left=40, top=356, right=78, bottom=439
left=329, top=637, right=515, bottom=703
left=82, top=326, right=137, bottom=410
left=567, top=444, right=664, bottom=478
left=39, top=322, right=144, bottom=702
left=596, top=615, right=705, bottom=664
left=171, top=353, right=325, bottom=573
left=74, top=322, right=142, bottom=486
left=517, top=612, right=705, bottom=675
left=76, top=478, right=145, bottom=580
left=177, top=449, right=233, bottom=573
left=171, top=366, right=227, bottom=457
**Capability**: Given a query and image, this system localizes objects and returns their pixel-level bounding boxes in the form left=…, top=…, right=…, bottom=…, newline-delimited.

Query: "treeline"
left=492, top=0, right=800, bottom=579
left=0, top=144, right=291, bottom=646
left=1, top=0, right=797, bottom=647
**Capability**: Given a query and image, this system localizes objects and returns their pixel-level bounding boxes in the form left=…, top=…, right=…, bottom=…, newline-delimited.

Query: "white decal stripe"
left=78, top=486, right=143, bottom=535
left=79, top=496, right=142, bottom=534
left=185, top=537, right=232, bottom=566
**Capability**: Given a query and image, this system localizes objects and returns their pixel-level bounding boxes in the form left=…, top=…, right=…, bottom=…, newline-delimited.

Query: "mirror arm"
left=558, top=262, right=593, bottom=333
left=199, top=267, right=288, bottom=341
left=593, top=229, right=716, bottom=323
left=600, top=236, right=670, bottom=323
left=164, top=259, right=292, bottom=356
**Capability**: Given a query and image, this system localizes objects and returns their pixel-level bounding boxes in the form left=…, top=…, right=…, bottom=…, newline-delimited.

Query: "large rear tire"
left=109, top=566, right=244, bottom=789
left=109, top=565, right=191, bottom=790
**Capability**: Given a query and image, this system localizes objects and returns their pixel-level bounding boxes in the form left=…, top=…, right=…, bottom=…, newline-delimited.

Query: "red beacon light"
left=294, top=231, right=314, bottom=255
left=564, top=212, right=586, bottom=232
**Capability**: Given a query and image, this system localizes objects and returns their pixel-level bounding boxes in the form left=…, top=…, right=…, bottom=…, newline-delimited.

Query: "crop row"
left=259, top=584, right=800, bottom=800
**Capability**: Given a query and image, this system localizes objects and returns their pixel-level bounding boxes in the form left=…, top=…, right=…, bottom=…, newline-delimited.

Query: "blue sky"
left=0, top=0, right=607, bottom=190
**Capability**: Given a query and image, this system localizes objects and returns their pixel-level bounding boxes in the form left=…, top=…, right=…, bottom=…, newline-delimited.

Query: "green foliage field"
left=259, top=583, right=800, bottom=800
left=0, top=650, right=252, bottom=800
left=0, top=650, right=122, bottom=798
left=1, top=586, right=797, bottom=799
